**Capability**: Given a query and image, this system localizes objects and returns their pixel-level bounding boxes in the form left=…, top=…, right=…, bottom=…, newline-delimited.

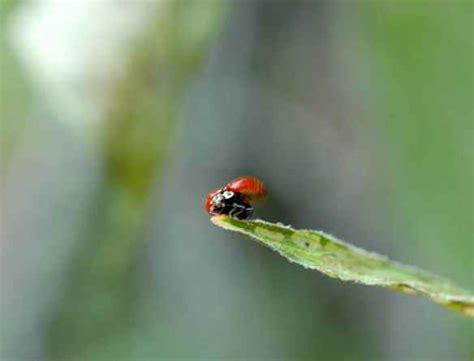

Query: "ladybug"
left=204, top=176, right=267, bottom=220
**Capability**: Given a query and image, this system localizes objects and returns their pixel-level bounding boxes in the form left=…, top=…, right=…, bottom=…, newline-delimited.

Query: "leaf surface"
left=212, top=216, right=474, bottom=317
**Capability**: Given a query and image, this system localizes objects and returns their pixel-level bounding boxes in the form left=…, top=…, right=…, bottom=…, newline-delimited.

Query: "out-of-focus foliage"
left=213, top=216, right=474, bottom=317
left=44, top=2, right=228, bottom=361
left=1, top=1, right=473, bottom=361
left=352, top=1, right=473, bottom=285
left=346, top=2, right=474, bottom=357
left=0, top=0, right=31, bottom=169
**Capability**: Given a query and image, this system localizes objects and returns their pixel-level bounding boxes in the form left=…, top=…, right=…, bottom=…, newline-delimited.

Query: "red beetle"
left=204, top=176, right=267, bottom=220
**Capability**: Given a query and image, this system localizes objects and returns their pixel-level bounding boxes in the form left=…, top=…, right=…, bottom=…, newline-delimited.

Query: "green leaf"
left=212, top=216, right=474, bottom=318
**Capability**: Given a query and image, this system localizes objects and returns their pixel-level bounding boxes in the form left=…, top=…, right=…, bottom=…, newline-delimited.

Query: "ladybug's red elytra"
left=204, top=176, right=267, bottom=220
left=223, top=176, right=267, bottom=199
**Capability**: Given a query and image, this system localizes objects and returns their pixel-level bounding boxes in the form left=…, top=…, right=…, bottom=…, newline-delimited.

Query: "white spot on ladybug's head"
left=211, top=192, right=225, bottom=207
left=223, top=190, right=234, bottom=199
left=211, top=190, right=235, bottom=208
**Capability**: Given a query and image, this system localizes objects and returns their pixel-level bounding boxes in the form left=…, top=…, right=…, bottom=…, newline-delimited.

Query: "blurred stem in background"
left=45, top=2, right=227, bottom=360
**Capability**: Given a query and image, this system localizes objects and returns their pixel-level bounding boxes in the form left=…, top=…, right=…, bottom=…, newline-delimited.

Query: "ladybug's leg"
left=229, top=203, right=254, bottom=220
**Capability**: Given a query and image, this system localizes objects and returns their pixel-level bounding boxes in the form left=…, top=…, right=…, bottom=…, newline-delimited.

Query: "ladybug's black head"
left=210, top=190, right=254, bottom=220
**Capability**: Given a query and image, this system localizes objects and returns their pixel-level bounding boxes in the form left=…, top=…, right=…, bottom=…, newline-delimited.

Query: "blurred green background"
left=1, top=1, right=473, bottom=360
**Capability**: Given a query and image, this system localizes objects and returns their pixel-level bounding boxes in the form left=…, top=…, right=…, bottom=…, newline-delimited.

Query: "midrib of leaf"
left=211, top=216, right=474, bottom=318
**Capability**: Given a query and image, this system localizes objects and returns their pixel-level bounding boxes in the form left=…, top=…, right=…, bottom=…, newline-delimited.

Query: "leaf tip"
left=210, top=214, right=229, bottom=226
